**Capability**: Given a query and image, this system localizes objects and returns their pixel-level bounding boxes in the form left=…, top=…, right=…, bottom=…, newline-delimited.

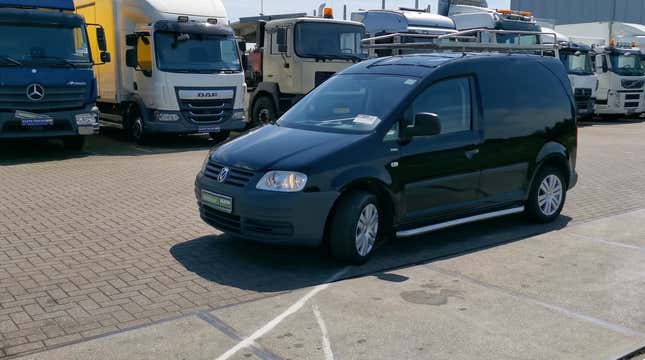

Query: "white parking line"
left=313, top=305, right=334, bottom=360
left=214, top=268, right=349, bottom=360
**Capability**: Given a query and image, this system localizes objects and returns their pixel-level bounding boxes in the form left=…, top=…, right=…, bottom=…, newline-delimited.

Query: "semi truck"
left=234, top=11, right=366, bottom=125
left=351, top=8, right=456, bottom=57
left=74, top=0, right=247, bottom=144
left=556, top=22, right=645, bottom=118
left=0, top=0, right=110, bottom=150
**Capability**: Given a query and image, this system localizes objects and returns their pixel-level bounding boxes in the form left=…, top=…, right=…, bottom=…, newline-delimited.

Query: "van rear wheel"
left=526, top=166, right=566, bottom=223
left=329, top=192, right=381, bottom=264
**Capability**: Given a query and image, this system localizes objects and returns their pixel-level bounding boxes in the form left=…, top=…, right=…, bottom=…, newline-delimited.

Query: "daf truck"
left=235, top=11, right=366, bottom=125
left=74, top=0, right=247, bottom=144
left=0, top=0, right=110, bottom=150
left=556, top=22, right=645, bottom=118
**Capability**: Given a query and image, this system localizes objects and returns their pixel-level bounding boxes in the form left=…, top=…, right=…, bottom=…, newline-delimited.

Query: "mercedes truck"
left=74, top=0, right=247, bottom=144
left=0, top=0, right=110, bottom=150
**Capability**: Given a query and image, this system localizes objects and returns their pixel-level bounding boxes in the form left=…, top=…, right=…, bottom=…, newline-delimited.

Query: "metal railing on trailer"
left=361, top=28, right=558, bottom=56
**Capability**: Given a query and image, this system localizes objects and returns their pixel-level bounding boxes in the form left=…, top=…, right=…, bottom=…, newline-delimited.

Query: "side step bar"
left=396, top=206, right=525, bottom=238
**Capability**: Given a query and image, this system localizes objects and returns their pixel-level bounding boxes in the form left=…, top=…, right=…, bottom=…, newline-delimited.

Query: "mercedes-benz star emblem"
left=26, top=84, right=45, bottom=101
left=217, top=167, right=230, bottom=183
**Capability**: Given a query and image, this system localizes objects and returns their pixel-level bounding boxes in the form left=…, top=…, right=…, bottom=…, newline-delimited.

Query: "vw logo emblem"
left=217, top=167, right=230, bottom=183
left=26, top=84, right=45, bottom=101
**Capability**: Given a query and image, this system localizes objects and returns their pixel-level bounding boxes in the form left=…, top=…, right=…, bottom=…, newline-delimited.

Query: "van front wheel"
left=329, top=192, right=381, bottom=264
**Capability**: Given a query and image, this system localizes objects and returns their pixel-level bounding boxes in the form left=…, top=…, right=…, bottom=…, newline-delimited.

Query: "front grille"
left=575, top=101, right=590, bottom=110
left=203, top=162, right=255, bottom=187
left=315, top=72, right=335, bottom=87
left=574, top=88, right=592, bottom=98
left=245, top=218, right=294, bottom=238
left=626, top=94, right=641, bottom=100
left=201, top=205, right=242, bottom=233
left=178, top=98, right=234, bottom=123
left=625, top=102, right=640, bottom=108
left=622, top=79, right=645, bottom=90
left=0, top=85, right=86, bottom=111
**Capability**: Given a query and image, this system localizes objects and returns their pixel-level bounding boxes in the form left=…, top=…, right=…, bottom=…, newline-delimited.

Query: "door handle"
left=465, top=148, right=480, bottom=160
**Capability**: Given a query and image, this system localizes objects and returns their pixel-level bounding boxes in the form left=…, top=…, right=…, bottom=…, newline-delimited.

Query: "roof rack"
left=362, top=28, right=557, bottom=53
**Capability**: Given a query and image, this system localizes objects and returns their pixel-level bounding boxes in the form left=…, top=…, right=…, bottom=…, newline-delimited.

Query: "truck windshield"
left=155, top=32, right=241, bottom=73
left=0, top=24, right=90, bottom=67
left=560, top=52, right=594, bottom=75
left=610, top=53, right=644, bottom=76
left=278, top=74, right=416, bottom=134
left=295, top=23, right=366, bottom=61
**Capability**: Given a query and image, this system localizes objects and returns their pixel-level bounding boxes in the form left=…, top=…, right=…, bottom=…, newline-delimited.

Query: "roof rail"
left=362, top=28, right=557, bottom=53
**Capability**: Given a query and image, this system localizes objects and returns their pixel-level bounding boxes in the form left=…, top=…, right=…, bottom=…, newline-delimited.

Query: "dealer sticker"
left=353, top=114, right=381, bottom=126
left=15, top=110, right=53, bottom=126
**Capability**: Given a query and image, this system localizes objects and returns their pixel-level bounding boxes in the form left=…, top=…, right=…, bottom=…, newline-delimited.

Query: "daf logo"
left=26, top=84, right=45, bottom=101
left=197, top=92, right=218, bottom=98
left=217, top=167, right=230, bottom=183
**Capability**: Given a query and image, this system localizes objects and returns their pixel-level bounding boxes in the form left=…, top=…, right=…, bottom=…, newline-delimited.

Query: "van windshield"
left=278, top=74, right=417, bottom=133
left=155, top=31, right=241, bottom=73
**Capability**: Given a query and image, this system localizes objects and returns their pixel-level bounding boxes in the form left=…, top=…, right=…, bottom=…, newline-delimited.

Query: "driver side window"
left=136, top=35, right=152, bottom=73
left=412, top=77, right=472, bottom=135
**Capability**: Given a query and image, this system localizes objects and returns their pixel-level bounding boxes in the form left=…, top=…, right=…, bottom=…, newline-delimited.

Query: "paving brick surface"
left=0, top=121, right=644, bottom=358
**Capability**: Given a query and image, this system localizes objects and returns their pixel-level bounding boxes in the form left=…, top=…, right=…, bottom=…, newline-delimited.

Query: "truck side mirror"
left=256, top=21, right=266, bottom=48
left=242, top=54, right=249, bottom=71
left=238, top=41, right=247, bottom=52
left=96, top=27, right=107, bottom=52
left=125, top=34, right=138, bottom=47
left=100, top=52, right=111, bottom=63
left=602, top=58, right=609, bottom=73
left=408, top=113, right=441, bottom=138
left=125, top=49, right=137, bottom=68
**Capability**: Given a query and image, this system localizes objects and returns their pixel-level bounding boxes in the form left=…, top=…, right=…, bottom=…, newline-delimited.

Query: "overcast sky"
left=223, top=0, right=511, bottom=22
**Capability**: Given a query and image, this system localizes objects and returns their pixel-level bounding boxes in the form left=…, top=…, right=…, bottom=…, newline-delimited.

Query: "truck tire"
left=127, top=107, right=149, bottom=145
left=526, top=165, right=566, bottom=223
left=62, top=136, right=86, bottom=151
left=252, top=96, right=277, bottom=125
left=329, top=191, right=382, bottom=265
left=209, top=131, right=230, bottom=143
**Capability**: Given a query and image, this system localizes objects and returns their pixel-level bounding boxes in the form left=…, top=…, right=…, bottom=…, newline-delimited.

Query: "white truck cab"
left=75, top=0, right=247, bottom=143
left=449, top=6, right=543, bottom=45
left=245, top=15, right=366, bottom=124
left=593, top=44, right=645, bottom=117
left=558, top=43, right=598, bottom=119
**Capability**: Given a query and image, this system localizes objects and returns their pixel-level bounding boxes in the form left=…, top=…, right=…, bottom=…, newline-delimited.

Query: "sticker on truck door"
left=15, top=110, right=53, bottom=126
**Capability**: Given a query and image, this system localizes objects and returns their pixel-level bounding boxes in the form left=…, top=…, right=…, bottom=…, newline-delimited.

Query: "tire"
left=62, top=136, right=86, bottom=151
left=127, top=107, right=149, bottom=145
left=526, top=165, right=566, bottom=223
left=209, top=131, right=230, bottom=143
left=329, top=192, right=382, bottom=265
left=251, top=96, right=277, bottom=126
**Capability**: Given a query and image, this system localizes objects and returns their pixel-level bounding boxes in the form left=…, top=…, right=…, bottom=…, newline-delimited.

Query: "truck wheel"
left=526, top=166, right=566, bottom=223
left=329, top=192, right=382, bottom=265
left=209, top=131, right=230, bottom=143
left=252, top=96, right=277, bottom=125
left=62, top=136, right=86, bottom=151
left=128, top=109, right=149, bottom=145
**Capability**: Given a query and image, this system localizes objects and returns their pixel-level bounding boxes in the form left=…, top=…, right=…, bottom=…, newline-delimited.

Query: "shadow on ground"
left=171, top=215, right=571, bottom=293
left=0, top=128, right=236, bottom=165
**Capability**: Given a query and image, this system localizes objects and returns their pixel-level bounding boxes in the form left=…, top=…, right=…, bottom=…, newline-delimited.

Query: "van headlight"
left=256, top=171, right=308, bottom=192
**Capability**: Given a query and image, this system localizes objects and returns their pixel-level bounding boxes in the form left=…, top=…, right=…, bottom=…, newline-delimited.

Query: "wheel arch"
left=527, top=142, right=571, bottom=199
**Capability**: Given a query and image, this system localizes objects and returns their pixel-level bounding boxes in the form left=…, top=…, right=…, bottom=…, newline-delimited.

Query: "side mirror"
left=238, top=41, right=247, bottom=53
left=96, top=27, right=107, bottom=52
left=602, top=61, right=609, bottom=73
left=242, top=54, right=249, bottom=71
left=256, top=21, right=266, bottom=47
left=408, top=113, right=441, bottom=137
left=100, top=51, right=111, bottom=63
left=125, top=34, right=138, bottom=47
left=125, top=49, right=137, bottom=68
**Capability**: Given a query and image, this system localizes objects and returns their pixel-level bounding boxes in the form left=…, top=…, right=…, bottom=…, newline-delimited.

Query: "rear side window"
left=412, top=77, right=472, bottom=135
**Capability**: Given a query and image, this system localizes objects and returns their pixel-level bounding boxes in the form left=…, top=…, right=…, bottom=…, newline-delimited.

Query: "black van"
left=195, top=53, right=578, bottom=264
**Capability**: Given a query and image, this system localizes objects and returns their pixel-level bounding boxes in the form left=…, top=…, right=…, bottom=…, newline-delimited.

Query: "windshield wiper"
left=0, top=55, right=22, bottom=66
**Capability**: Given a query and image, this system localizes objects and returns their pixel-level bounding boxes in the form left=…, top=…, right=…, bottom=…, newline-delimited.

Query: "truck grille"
left=203, top=162, right=255, bottom=188
left=625, top=102, right=640, bottom=108
left=574, top=88, right=592, bottom=98
left=622, top=80, right=645, bottom=90
left=0, top=85, right=86, bottom=111
left=178, top=98, right=233, bottom=123
left=625, top=94, right=640, bottom=100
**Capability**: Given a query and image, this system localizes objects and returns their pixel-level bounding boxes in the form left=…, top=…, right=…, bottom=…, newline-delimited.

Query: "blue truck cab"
left=0, top=0, right=110, bottom=150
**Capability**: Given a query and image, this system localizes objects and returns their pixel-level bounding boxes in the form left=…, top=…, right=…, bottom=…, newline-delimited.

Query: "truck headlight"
left=75, top=112, right=98, bottom=126
left=256, top=171, right=308, bottom=192
left=154, top=111, right=180, bottom=122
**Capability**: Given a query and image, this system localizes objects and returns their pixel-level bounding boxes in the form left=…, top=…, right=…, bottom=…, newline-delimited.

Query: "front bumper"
left=0, top=104, right=99, bottom=139
left=595, top=92, right=643, bottom=115
left=143, top=110, right=247, bottom=135
left=195, top=171, right=338, bottom=247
